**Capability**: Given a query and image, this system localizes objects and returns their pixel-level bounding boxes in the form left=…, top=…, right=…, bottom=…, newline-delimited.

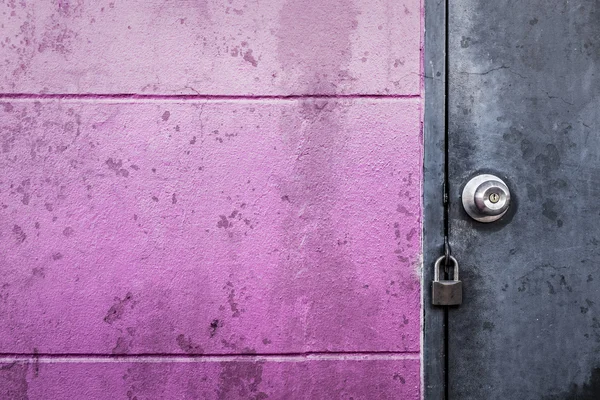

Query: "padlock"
left=432, top=255, right=462, bottom=306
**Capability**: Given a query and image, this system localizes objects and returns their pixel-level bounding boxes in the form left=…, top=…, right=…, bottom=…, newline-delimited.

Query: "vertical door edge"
left=422, top=0, right=447, bottom=398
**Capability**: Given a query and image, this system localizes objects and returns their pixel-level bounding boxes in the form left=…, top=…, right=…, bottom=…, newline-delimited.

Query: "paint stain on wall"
left=277, top=0, right=359, bottom=93
left=0, top=362, right=29, bottom=400
left=217, top=361, right=268, bottom=400
left=104, top=292, right=135, bottom=324
left=176, top=334, right=204, bottom=354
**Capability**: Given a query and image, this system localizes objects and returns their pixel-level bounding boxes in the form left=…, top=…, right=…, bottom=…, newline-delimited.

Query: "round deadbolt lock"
left=462, top=174, right=511, bottom=223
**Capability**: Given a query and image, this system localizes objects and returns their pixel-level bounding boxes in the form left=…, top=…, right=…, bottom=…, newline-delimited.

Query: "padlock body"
left=432, top=280, right=463, bottom=306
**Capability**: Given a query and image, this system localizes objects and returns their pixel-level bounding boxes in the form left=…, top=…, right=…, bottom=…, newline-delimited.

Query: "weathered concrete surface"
left=0, top=0, right=423, bottom=397
left=0, top=358, right=419, bottom=399
left=0, top=0, right=421, bottom=95
left=0, top=99, right=421, bottom=354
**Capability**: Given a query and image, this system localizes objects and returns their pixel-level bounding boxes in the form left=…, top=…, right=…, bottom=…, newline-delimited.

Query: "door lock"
left=462, top=174, right=511, bottom=222
left=432, top=255, right=462, bottom=306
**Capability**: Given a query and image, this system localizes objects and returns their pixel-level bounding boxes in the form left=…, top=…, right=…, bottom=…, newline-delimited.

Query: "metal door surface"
left=447, top=0, right=600, bottom=398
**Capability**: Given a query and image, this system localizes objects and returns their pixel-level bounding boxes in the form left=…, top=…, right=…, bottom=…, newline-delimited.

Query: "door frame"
left=422, top=0, right=447, bottom=398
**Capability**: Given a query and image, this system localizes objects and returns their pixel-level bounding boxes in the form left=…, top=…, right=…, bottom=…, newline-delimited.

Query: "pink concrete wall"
left=0, top=0, right=423, bottom=399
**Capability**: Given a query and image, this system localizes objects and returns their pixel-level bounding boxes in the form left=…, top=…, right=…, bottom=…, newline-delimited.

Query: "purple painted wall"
left=0, top=0, right=423, bottom=399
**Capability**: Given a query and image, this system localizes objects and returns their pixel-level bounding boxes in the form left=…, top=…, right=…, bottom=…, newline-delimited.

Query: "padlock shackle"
left=434, top=255, right=459, bottom=281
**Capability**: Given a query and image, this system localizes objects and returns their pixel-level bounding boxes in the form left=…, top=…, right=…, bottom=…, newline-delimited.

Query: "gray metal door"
left=447, top=0, right=600, bottom=398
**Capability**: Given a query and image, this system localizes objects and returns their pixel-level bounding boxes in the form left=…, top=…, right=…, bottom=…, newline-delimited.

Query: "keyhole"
left=489, top=192, right=500, bottom=203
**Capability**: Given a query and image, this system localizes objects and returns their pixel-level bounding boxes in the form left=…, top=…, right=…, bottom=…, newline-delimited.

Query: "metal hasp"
left=461, top=174, right=511, bottom=223
left=432, top=256, right=462, bottom=306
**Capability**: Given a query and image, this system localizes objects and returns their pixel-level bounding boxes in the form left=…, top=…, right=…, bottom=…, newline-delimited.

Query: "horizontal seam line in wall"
left=0, top=93, right=421, bottom=101
left=0, top=352, right=420, bottom=363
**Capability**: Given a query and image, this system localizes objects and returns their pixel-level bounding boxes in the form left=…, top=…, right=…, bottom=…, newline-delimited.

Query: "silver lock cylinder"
left=462, top=174, right=511, bottom=223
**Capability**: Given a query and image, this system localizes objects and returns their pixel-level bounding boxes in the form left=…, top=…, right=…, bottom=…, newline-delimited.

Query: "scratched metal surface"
left=447, top=0, right=600, bottom=398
